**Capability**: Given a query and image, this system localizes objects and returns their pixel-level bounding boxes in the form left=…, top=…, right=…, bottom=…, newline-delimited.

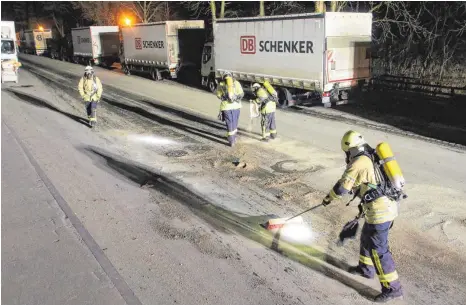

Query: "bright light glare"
left=38, top=26, right=44, bottom=31
left=125, top=18, right=131, bottom=26
left=128, top=135, right=176, bottom=146
left=279, top=223, right=315, bottom=245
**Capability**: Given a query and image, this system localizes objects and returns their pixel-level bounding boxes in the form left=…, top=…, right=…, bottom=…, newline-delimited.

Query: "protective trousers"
left=86, top=101, right=97, bottom=123
left=261, top=112, right=277, bottom=139
left=358, top=221, right=402, bottom=294
left=222, top=109, right=240, bottom=146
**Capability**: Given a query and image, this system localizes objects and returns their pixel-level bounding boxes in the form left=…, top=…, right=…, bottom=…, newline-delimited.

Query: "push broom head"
left=262, top=216, right=305, bottom=231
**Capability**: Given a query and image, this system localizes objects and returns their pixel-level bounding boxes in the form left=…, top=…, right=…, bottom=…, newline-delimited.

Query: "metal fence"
left=371, top=75, right=466, bottom=97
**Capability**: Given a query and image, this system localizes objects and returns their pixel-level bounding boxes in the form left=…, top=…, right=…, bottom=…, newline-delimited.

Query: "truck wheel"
left=150, top=69, right=157, bottom=80
left=151, top=69, right=162, bottom=81
left=123, top=65, right=131, bottom=75
left=207, top=77, right=217, bottom=93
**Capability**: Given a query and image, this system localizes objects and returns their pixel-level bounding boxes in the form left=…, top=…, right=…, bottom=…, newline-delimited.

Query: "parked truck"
left=71, top=26, right=120, bottom=66
left=120, top=20, right=205, bottom=80
left=201, top=12, right=372, bottom=107
left=1, top=20, right=20, bottom=83
left=22, top=29, right=53, bottom=55
left=46, top=35, right=74, bottom=61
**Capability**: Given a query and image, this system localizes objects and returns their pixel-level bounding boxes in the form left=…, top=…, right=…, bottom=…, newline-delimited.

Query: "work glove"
left=217, top=111, right=224, bottom=122
left=322, top=195, right=332, bottom=207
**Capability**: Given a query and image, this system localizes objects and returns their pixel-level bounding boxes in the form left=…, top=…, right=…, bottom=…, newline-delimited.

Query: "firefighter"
left=78, top=66, right=102, bottom=128
left=216, top=72, right=244, bottom=147
left=250, top=82, right=277, bottom=141
left=321, top=130, right=403, bottom=303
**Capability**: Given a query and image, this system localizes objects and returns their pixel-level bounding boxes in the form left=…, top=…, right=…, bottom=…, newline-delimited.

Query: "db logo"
left=135, top=38, right=142, bottom=50
left=240, top=36, right=255, bottom=54
left=36, top=35, right=42, bottom=41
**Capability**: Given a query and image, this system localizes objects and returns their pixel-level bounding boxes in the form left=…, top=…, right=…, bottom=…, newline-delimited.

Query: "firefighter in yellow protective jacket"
left=250, top=82, right=277, bottom=142
left=321, top=131, right=403, bottom=303
left=78, top=66, right=102, bottom=128
left=216, top=72, right=244, bottom=147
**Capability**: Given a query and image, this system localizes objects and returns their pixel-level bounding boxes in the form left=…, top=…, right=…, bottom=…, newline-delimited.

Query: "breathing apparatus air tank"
left=376, top=142, right=405, bottom=190
left=225, top=76, right=234, bottom=100
left=263, top=80, right=278, bottom=99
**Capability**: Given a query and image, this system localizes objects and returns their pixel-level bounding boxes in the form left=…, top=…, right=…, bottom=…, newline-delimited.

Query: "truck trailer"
left=22, top=29, right=53, bottom=56
left=71, top=26, right=120, bottom=66
left=201, top=12, right=372, bottom=107
left=120, top=20, right=205, bottom=80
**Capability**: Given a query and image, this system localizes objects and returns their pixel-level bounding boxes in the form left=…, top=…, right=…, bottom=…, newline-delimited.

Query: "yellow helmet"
left=341, top=130, right=366, bottom=152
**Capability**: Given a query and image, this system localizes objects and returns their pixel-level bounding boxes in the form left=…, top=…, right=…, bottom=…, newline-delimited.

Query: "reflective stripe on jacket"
left=253, top=87, right=276, bottom=114
left=78, top=76, right=103, bottom=102
left=328, top=154, right=398, bottom=224
left=217, top=81, right=242, bottom=111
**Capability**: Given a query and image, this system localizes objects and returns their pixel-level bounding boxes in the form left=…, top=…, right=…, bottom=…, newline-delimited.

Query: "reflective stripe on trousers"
left=223, top=109, right=240, bottom=145
left=86, top=101, right=97, bottom=122
left=261, top=112, right=276, bottom=139
left=358, top=221, right=402, bottom=293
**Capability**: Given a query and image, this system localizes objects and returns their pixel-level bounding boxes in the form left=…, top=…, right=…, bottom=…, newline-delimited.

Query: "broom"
left=261, top=203, right=323, bottom=231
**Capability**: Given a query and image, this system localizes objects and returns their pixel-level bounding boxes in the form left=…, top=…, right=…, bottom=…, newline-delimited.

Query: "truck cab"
left=1, top=21, right=20, bottom=83
left=200, top=42, right=216, bottom=92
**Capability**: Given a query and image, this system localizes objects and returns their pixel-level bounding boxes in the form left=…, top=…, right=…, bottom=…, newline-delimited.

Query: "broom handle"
left=285, top=203, right=323, bottom=222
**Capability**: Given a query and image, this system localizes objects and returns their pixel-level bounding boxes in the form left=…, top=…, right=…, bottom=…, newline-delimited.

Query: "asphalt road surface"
left=2, top=55, right=466, bottom=305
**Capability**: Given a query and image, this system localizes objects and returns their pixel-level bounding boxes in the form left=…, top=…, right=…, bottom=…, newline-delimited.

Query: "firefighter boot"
left=347, top=266, right=373, bottom=279
left=374, top=289, right=403, bottom=303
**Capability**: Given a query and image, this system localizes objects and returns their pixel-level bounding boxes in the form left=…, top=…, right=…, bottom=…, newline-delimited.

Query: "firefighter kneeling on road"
left=321, top=130, right=404, bottom=303
left=250, top=81, right=278, bottom=142
left=78, top=66, right=103, bottom=128
left=216, top=72, right=244, bottom=147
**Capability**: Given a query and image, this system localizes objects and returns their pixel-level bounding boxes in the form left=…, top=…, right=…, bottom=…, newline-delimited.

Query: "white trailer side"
left=209, top=13, right=372, bottom=107
left=23, top=29, right=52, bottom=56
left=214, top=14, right=325, bottom=92
left=121, top=20, right=204, bottom=80
left=71, top=26, right=119, bottom=66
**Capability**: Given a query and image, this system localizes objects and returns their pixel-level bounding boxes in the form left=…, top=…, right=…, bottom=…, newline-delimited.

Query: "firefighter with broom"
left=321, top=130, right=404, bottom=303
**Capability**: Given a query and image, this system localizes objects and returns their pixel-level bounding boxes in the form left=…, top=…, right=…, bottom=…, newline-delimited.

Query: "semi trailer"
left=120, top=20, right=205, bottom=80
left=201, top=12, right=373, bottom=107
left=22, top=29, right=53, bottom=56
left=71, top=26, right=120, bottom=66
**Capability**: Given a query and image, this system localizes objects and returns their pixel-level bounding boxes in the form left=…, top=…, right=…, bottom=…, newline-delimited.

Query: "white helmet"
left=84, top=66, right=94, bottom=73
left=223, top=71, right=232, bottom=79
left=252, top=83, right=261, bottom=91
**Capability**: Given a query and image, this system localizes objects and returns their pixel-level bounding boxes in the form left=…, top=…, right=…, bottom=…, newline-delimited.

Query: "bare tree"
left=329, top=1, right=347, bottom=12
left=43, top=2, right=72, bottom=37
left=124, top=1, right=176, bottom=23
left=259, top=1, right=265, bottom=16
left=315, top=1, right=325, bottom=13
left=184, top=1, right=243, bottom=19
left=72, top=1, right=125, bottom=26
left=370, top=1, right=466, bottom=84
left=257, top=2, right=306, bottom=16
left=220, top=1, right=226, bottom=18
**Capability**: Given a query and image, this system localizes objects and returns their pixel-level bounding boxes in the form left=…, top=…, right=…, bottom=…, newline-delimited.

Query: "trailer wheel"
left=207, top=77, right=217, bottom=93
left=151, top=69, right=162, bottom=81
left=278, top=88, right=293, bottom=109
